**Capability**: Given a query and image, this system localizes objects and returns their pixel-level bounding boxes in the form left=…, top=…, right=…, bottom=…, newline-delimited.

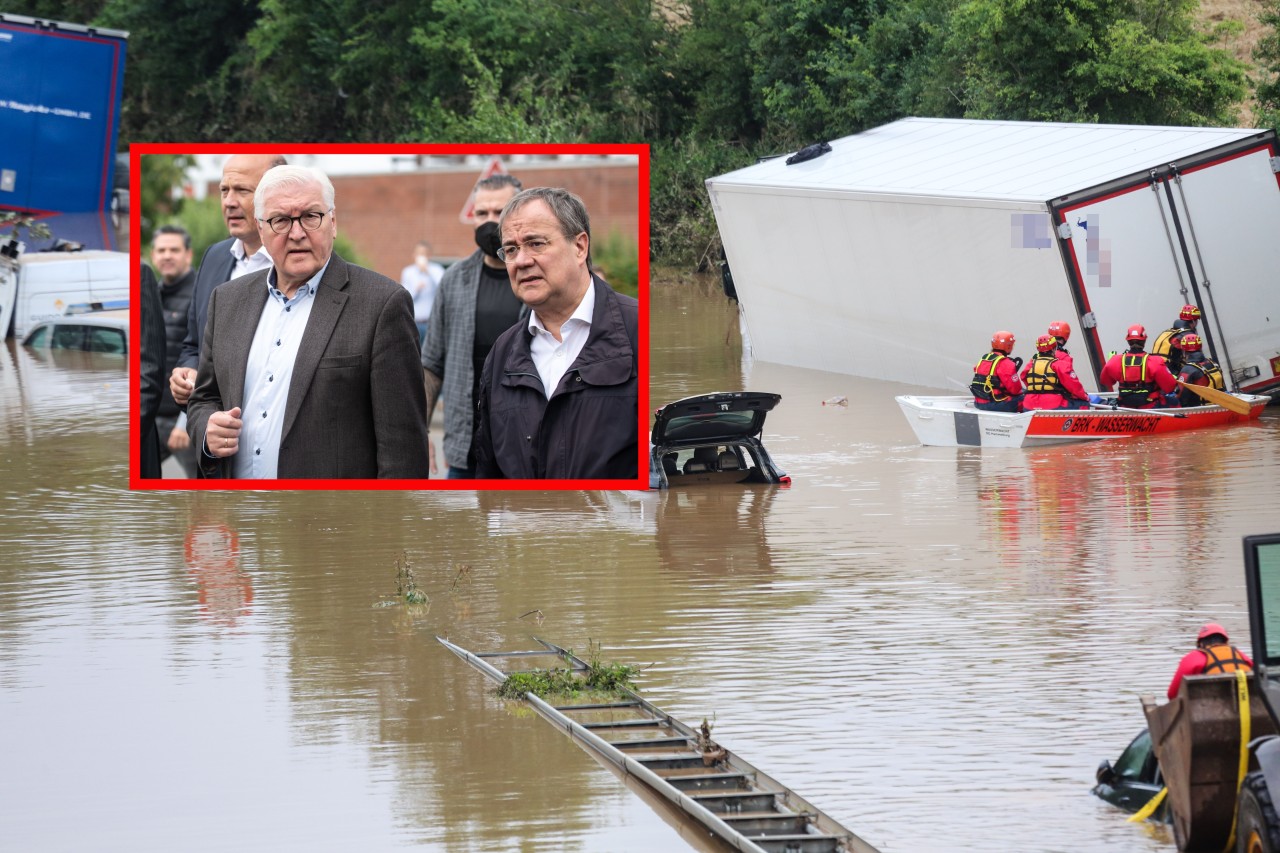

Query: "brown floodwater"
left=2, top=275, right=1279, bottom=852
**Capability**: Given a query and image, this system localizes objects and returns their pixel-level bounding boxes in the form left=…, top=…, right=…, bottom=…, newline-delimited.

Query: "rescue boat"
left=896, top=393, right=1270, bottom=448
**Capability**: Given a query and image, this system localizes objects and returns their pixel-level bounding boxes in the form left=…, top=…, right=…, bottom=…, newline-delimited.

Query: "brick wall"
left=214, top=160, right=640, bottom=280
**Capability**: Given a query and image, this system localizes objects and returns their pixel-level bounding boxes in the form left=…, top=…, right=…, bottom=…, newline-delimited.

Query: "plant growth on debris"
left=496, top=641, right=639, bottom=701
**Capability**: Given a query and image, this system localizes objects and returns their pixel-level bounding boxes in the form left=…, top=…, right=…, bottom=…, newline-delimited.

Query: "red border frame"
left=129, top=143, right=650, bottom=491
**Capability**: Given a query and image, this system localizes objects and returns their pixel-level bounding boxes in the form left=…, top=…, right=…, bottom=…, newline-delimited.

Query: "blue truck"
left=0, top=13, right=127, bottom=214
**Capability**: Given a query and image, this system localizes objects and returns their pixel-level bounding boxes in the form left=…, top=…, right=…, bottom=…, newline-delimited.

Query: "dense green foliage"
left=1260, top=1, right=1280, bottom=130
left=11, top=0, right=1276, bottom=265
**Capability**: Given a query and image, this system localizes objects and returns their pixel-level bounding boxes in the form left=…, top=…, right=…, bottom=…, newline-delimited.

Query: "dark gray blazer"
left=186, top=253, right=431, bottom=479
left=139, top=264, right=167, bottom=479
left=177, top=237, right=237, bottom=371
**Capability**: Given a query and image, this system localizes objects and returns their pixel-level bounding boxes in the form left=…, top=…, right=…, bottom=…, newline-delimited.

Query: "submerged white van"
left=0, top=249, right=129, bottom=340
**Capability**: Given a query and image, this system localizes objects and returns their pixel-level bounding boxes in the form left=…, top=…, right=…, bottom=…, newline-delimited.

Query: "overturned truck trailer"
left=706, top=118, right=1280, bottom=395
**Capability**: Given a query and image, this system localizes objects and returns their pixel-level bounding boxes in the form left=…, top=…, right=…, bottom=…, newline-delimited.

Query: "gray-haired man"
left=188, top=165, right=430, bottom=479
left=472, top=187, right=638, bottom=479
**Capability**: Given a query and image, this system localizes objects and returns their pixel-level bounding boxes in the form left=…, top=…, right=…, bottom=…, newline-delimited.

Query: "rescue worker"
left=1176, top=333, right=1225, bottom=407
left=969, top=330, right=1023, bottom=412
left=1098, top=325, right=1179, bottom=409
left=1151, top=304, right=1201, bottom=374
left=1047, top=320, right=1072, bottom=355
left=1167, top=622, right=1253, bottom=700
left=1020, top=334, right=1092, bottom=410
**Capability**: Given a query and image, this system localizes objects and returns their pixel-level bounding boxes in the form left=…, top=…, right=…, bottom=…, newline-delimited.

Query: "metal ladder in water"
left=439, top=636, right=879, bottom=853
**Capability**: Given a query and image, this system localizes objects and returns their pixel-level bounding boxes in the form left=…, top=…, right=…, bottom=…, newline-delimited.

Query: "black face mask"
left=474, top=221, right=502, bottom=258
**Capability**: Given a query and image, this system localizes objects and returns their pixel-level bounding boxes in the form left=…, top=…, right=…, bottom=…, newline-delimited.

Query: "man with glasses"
left=472, top=187, right=638, bottom=479
left=170, top=154, right=286, bottom=410
left=421, top=173, right=525, bottom=478
left=187, top=165, right=430, bottom=479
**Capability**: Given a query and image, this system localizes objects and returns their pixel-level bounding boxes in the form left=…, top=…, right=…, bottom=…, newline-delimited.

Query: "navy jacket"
left=177, top=237, right=237, bottom=371
left=139, top=264, right=167, bottom=478
left=473, top=276, right=638, bottom=479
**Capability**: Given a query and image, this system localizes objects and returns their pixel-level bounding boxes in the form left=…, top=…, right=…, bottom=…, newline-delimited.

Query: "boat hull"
left=896, top=394, right=1270, bottom=448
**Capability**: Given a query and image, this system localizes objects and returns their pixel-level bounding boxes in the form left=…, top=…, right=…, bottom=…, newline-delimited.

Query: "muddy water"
left=3, top=276, right=1279, bottom=852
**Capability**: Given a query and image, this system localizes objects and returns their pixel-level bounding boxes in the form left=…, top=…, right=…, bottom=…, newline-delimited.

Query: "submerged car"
left=22, top=306, right=128, bottom=355
left=1093, top=728, right=1168, bottom=820
left=649, top=391, right=788, bottom=489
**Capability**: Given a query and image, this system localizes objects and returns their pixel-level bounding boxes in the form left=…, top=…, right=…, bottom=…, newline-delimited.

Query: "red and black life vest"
left=1117, top=353, right=1157, bottom=405
left=1202, top=644, right=1251, bottom=675
left=1024, top=353, right=1061, bottom=394
left=970, top=352, right=1011, bottom=401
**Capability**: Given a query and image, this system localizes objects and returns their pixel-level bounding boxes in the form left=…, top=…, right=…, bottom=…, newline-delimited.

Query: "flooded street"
left=3, top=275, right=1280, bottom=852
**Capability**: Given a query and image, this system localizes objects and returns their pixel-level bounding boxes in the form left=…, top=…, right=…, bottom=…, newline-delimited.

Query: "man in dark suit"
left=186, top=165, right=430, bottom=479
left=170, top=154, right=286, bottom=408
left=472, top=187, right=639, bottom=479
left=139, top=264, right=167, bottom=478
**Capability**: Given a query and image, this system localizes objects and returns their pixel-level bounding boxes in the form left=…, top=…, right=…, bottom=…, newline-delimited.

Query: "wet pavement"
left=2, top=275, right=1279, bottom=851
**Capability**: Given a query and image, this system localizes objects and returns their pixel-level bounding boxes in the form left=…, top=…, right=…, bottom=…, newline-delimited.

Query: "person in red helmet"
left=1098, top=324, right=1179, bottom=408
left=1176, top=333, right=1226, bottom=407
left=970, top=330, right=1024, bottom=412
left=1151, top=304, right=1201, bottom=374
left=1020, top=334, right=1092, bottom=410
left=1167, top=622, right=1252, bottom=700
left=1047, top=320, right=1072, bottom=354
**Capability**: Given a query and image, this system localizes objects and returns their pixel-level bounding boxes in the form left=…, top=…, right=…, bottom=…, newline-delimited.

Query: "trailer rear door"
left=1050, top=133, right=1280, bottom=393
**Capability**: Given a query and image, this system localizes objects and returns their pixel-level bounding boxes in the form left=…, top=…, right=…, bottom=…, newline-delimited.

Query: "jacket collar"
left=501, top=275, right=633, bottom=395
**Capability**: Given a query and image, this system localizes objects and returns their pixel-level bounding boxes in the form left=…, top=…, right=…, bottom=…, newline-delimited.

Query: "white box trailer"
left=706, top=118, right=1280, bottom=394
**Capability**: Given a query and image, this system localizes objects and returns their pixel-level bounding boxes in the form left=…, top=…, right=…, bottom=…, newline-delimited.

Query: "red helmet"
left=1180, top=304, right=1202, bottom=322
left=1125, top=324, right=1147, bottom=342
left=1198, top=622, right=1229, bottom=642
left=1047, top=321, right=1071, bottom=342
left=1180, top=332, right=1202, bottom=352
left=1035, top=334, right=1057, bottom=353
left=991, top=330, right=1015, bottom=354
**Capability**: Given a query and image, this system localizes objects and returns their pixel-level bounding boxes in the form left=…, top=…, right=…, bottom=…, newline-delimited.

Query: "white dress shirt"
left=229, top=238, right=274, bottom=281
left=528, top=282, right=594, bottom=399
left=231, top=261, right=327, bottom=478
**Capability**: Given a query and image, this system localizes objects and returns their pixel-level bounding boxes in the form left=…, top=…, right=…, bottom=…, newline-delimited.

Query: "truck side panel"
left=708, top=185, right=1087, bottom=391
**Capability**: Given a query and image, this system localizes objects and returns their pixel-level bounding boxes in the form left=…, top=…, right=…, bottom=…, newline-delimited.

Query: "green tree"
left=137, top=154, right=195, bottom=246
left=96, top=0, right=262, bottom=141
left=3, top=1, right=109, bottom=21
left=745, top=0, right=883, bottom=145
left=938, top=0, right=1246, bottom=125
left=1257, top=0, right=1280, bottom=131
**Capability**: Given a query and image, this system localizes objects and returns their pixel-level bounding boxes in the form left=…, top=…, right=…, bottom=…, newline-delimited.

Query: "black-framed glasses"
left=497, top=237, right=555, bottom=263
left=259, top=209, right=332, bottom=234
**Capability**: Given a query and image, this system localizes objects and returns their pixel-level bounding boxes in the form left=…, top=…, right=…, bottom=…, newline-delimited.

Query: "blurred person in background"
left=400, top=240, right=444, bottom=346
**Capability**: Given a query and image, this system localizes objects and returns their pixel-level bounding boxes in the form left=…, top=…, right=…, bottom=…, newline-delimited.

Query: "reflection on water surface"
left=2, top=280, right=1278, bottom=851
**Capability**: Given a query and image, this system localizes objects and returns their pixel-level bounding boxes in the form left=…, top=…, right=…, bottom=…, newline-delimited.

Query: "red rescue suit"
left=1098, top=349, right=1178, bottom=408
left=970, top=351, right=1023, bottom=408
left=1020, top=351, right=1090, bottom=410
left=1167, top=643, right=1253, bottom=699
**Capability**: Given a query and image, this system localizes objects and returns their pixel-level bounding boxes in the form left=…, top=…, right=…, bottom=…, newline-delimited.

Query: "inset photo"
left=130, top=144, right=648, bottom=489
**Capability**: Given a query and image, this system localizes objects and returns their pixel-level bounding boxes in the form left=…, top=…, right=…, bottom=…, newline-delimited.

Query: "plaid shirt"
left=421, top=250, right=528, bottom=467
